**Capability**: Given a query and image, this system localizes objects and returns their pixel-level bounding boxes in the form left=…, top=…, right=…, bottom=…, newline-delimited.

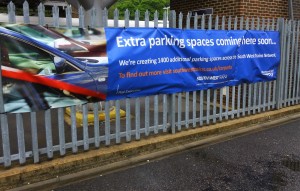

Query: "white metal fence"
left=0, top=2, right=299, bottom=168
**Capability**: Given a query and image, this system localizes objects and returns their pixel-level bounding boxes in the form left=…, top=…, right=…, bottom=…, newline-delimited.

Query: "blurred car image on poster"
left=0, top=26, right=108, bottom=113
left=0, top=23, right=108, bottom=65
left=50, top=26, right=106, bottom=46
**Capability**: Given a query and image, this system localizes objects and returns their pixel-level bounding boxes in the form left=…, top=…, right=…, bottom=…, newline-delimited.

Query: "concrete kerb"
left=3, top=104, right=300, bottom=191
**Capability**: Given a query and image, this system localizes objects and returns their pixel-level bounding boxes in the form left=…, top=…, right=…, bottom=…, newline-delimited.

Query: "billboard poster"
left=105, top=28, right=280, bottom=100
left=0, top=25, right=280, bottom=113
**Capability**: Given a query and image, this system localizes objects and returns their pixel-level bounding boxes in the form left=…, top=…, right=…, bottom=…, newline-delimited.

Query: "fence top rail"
left=0, top=1, right=281, bottom=30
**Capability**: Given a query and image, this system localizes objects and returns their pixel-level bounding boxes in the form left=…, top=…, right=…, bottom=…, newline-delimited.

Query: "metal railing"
left=0, top=2, right=299, bottom=168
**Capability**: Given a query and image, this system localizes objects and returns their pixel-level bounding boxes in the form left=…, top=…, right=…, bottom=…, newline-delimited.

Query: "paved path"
left=53, top=117, right=300, bottom=191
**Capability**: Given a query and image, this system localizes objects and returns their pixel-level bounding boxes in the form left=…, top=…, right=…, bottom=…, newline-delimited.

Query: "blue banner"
left=105, top=28, right=280, bottom=100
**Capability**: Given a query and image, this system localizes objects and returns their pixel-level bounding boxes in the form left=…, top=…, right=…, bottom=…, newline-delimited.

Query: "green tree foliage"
left=108, top=0, right=170, bottom=20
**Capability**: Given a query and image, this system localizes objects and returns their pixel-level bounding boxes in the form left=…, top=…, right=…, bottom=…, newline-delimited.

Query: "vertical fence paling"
left=135, top=98, right=140, bottom=140
left=16, top=114, right=26, bottom=164
left=105, top=101, right=111, bottom=145
left=93, top=103, right=100, bottom=148
left=0, top=4, right=298, bottom=167
left=293, top=21, right=300, bottom=104
left=82, top=104, right=89, bottom=151
left=163, top=94, right=168, bottom=132
left=7, top=1, right=16, bottom=24
left=71, top=105, right=78, bottom=153
left=145, top=96, right=150, bottom=136
left=58, top=108, right=66, bottom=156
left=285, top=21, right=292, bottom=107
left=296, top=21, right=300, bottom=104
left=177, top=92, right=182, bottom=131
left=272, top=18, right=279, bottom=109
left=23, top=1, right=30, bottom=24
left=45, top=109, right=53, bottom=158
left=78, top=5, right=85, bottom=28
left=193, top=91, right=197, bottom=127
left=289, top=21, right=295, bottom=106
left=276, top=18, right=286, bottom=109
left=66, top=5, right=72, bottom=29
left=38, top=3, right=45, bottom=26
left=154, top=95, right=159, bottom=134
left=52, top=5, right=60, bottom=28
